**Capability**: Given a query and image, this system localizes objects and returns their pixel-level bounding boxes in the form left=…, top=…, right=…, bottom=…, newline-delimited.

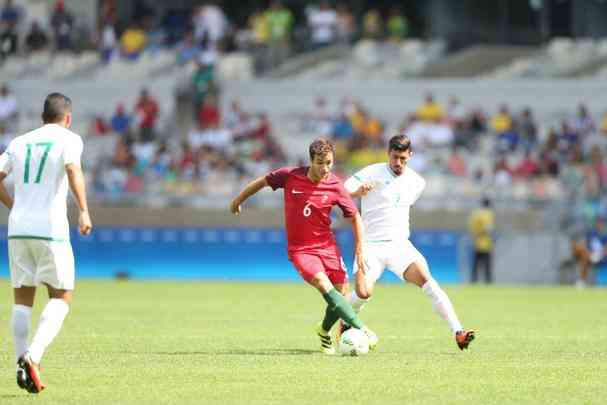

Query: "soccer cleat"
left=455, top=330, right=475, bottom=351
left=16, top=367, right=28, bottom=390
left=316, top=323, right=335, bottom=355
left=17, top=354, right=46, bottom=394
left=361, top=326, right=378, bottom=351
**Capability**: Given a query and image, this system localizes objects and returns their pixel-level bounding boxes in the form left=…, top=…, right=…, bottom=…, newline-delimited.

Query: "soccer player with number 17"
left=230, top=138, right=377, bottom=354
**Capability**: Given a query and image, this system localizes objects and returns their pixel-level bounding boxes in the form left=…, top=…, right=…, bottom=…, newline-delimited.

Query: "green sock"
left=321, top=305, right=339, bottom=332
left=322, top=289, right=364, bottom=330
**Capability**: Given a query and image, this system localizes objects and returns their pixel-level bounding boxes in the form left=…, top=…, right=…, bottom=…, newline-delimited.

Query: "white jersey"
left=344, top=163, right=425, bottom=242
left=0, top=124, right=83, bottom=241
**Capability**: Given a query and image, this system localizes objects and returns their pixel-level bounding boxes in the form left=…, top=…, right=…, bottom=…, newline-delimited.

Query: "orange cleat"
left=455, top=330, right=475, bottom=351
left=17, top=354, right=46, bottom=394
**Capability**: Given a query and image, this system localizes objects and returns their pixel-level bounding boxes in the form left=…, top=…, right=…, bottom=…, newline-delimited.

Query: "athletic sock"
left=349, top=290, right=369, bottom=313
left=12, top=305, right=32, bottom=364
left=28, top=299, right=70, bottom=364
left=422, top=279, right=463, bottom=334
left=321, top=305, right=339, bottom=332
left=322, top=288, right=364, bottom=330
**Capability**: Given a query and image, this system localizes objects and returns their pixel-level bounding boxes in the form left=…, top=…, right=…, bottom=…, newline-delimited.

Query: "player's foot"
left=17, top=354, right=45, bottom=394
left=316, top=323, right=335, bottom=355
left=335, top=320, right=352, bottom=342
left=455, top=330, right=475, bottom=351
left=16, top=366, right=28, bottom=390
left=361, top=326, right=378, bottom=350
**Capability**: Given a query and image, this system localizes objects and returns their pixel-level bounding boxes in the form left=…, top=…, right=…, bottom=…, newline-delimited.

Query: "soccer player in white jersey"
left=0, top=93, right=92, bottom=393
left=343, top=134, right=475, bottom=350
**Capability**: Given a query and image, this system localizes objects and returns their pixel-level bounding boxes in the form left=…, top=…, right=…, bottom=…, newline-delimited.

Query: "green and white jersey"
left=344, top=163, right=426, bottom=242
left=0, top=124, right=83, bottom=241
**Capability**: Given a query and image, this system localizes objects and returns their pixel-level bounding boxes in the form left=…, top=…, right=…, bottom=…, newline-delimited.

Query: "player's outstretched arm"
left=230, top=176, right=269, bottom=215
left=349, top=212, right=370, bottom=299
left=66, top=163, right=92, bottom=235
left=0, top=172, right=13, bottom=209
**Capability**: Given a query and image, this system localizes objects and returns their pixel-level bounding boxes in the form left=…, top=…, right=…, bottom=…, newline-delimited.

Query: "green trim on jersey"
left=367, top=239, right=392, bottom=243
left=353, top=174, right=363, bottom=182
left=8, top=235, right=68, bottom=242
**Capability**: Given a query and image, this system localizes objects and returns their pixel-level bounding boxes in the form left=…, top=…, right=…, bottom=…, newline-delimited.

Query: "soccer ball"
left=338, top=328, right=370, bottom=356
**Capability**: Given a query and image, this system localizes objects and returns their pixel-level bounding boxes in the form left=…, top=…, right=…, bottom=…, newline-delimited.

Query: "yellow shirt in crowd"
left=468, top=208, right=494, bottom=252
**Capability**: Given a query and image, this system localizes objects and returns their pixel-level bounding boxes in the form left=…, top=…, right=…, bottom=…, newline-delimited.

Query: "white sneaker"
left=575, top=279, right=587, bottom=289
left=362, top=326, right=378, bottom=350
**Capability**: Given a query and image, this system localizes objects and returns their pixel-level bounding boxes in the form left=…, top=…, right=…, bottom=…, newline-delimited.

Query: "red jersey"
left=266, top=167, right=358, bottom=256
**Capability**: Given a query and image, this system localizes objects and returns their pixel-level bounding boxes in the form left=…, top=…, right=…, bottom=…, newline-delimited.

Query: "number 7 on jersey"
left=24, top=142, right=54, bottom=184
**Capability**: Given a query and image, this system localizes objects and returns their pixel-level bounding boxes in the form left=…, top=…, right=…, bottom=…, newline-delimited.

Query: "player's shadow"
left=0, top=394, right=21, bottom=399
left=154, top=348, right=316, bottom=356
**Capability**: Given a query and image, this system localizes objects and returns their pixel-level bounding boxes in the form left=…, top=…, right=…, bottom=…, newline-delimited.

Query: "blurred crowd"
left=1, top=0, right=411, bottom=73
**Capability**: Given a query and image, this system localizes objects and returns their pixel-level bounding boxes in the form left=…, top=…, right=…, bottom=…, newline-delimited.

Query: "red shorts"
left=290, top=252, right=348, bottom=285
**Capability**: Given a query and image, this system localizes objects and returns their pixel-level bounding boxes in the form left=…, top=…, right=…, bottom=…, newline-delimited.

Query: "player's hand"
left=79, top=210, right=92, bottom=236
left=357, top=182, right=375, bottom=197
left=229, top=199, right=242, bottom=215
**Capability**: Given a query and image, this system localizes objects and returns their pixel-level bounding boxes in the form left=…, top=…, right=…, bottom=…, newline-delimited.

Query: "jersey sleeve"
left=0, top=141, right=14, bottom=175
left=335, top=183, right=358, bottom=218
left=344, top=166, right=372, bottom=193
left=265, top=167, right=292, bottom=190
left=63, top=136, right=84, bottom=167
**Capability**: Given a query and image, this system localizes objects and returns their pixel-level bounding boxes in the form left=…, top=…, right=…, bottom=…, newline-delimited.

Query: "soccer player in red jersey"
left=230, top=138, right=377, bottom=354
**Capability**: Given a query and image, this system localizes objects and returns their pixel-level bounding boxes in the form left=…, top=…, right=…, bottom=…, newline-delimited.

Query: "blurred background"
left=1, top=0, right=607, bottom=286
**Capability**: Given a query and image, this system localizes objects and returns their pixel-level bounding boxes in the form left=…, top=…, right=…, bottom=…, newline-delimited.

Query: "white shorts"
left=353, top=239, right=428, bottom=283
left=9, top=239, right=75, bottom=290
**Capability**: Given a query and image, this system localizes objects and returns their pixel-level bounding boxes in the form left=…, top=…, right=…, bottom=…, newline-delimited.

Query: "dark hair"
left=309, top=138, right=335, bottom=160
left=42, top=93, right=72, bottom=124
left=388, top=134, right=412, bottom=152
left=482, top=197, right=491, bottom=208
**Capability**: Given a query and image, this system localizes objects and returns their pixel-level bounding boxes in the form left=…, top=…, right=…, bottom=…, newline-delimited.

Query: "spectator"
left=416, top=93, right=445, bottom=122
left=50, top=0, right=75, bottom=51
left=120, top=22, right=147, bottom=60
left=25, top=21, right=49, bottom=53
left=0, top=0, right=20, bottom=59
left=572, top=103, right=595, bottom=137
left=198, top=94, right=221, bottom=128
left=446, top=96, right=466, bottom=127
left=447, top=147, right=467, bottom=177
left=265, top=1, right=293, bottom=68
left=110, top=104, right=131, bottom=136
left=0, top=84, right=17, bottom=127
left=468, top=197, right=494, bottom=284
left=307, top=1, right=337, bottom=49
left=192, top=3, right=227, bottom=47
left=335, top=3, right=355, bottom=44
left=89, top=115, right=110, bottom=136
left=176, top=30, right=199, bottom=66
left=491, top=105, right=518, bottom=152
left=99, top=22, right=117, bottom=63
left=362, top=9, right=382, bottom=40
left=134, top=89, right=159, bottom=142
left=192, top=59, right=216, bottom=112
left=514, top=151, right=540, bottom=179
left=571, top=217, right=607, bottom=288
left=557, top=120, right=579, bottom=155
left=387, top=7, right=408, bottom=42
left=517, top=108, right=538, bottom=152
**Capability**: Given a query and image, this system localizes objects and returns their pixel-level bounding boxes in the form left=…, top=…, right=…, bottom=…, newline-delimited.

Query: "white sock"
left=349, top=291, right=369, bottom=314
left=422, top=279, right=463, bottom=334
left=12, top=305, right=32, bottom=364
left=28, top=299, right=70, bottom=364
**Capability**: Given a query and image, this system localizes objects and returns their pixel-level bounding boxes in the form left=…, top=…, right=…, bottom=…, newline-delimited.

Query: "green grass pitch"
left=1, top=280, right=606, bottom=404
